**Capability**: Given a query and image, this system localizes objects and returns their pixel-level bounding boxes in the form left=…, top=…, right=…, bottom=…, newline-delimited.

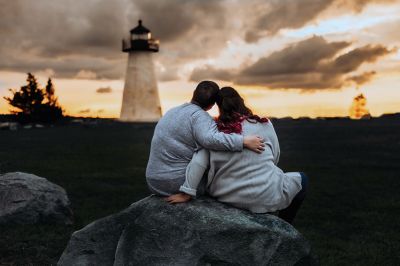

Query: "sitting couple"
left=146, top=81, right=308, bottom=224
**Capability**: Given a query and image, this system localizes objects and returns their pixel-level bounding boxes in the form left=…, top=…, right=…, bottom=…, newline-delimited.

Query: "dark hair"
left=191, top=80, right=220, bottom=109
left=216, top=87, right=268, bottom=132
left=216, top=87, right=253, bottom=123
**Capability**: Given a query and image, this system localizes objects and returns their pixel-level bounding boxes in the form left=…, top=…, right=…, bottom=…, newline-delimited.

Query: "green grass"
left=0, top=119, right=399, bottom=265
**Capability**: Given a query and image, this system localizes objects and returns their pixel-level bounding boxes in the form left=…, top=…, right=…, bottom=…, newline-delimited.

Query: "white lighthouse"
left=120, top=20, right=161, bottom=122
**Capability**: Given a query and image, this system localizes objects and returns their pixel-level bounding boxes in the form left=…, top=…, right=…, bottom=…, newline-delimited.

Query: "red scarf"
left=216, top=113, right=269, bottom=134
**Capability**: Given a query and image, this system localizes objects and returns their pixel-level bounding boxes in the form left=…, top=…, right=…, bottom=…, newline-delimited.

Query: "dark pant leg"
left=196, top=171, right=208, bottom=196
left=278, top=172, right=309, bottom=225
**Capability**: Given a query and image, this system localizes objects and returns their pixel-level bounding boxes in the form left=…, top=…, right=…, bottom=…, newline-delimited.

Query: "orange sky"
left=1, top=1, right=399, bottom=118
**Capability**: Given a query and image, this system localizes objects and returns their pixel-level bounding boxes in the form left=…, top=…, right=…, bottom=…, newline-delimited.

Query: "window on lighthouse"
left=132, top=33, right=147, bottom=40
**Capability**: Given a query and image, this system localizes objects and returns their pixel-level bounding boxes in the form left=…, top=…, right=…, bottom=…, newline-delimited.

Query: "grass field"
left=1, top=118, right=399, bottom=265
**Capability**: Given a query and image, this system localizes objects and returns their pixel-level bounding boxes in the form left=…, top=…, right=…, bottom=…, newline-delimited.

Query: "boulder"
left=0, top=172, right=73, bottom=225
left=58, top=196, right=317, bottom=266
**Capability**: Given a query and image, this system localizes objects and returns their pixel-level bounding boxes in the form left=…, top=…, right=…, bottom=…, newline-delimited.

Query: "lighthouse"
left=120, top=20, right=161, bottom=122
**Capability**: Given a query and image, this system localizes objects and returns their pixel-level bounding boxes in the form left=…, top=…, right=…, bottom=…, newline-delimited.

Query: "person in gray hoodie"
left=146, top=81, right=265, bottom=198
left=166, top=86, right=308, bottom=225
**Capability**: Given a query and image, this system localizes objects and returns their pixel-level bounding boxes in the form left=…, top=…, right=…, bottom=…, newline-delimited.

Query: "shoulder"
left=243, top=119, right=271, bottom=128
left=164, top=103, right=188, bottom=115
left=191, top=106, right=211, bottom=121
left=262, top=121, right=276, bottom=134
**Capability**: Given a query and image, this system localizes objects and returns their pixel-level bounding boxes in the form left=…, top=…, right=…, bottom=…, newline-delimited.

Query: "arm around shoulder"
left=191, top=110, right=243, bottom=151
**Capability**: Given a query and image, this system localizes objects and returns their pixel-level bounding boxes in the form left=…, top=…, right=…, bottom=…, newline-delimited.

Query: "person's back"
left=146, top=103, right=204, bottom=193
left=206, top=120, right=302, bottom=213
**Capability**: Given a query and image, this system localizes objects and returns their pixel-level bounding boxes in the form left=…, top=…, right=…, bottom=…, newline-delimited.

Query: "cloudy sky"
left=1, top=0, right=399, bottom=118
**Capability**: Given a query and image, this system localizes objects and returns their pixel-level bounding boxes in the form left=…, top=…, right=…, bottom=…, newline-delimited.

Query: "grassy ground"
left=0, top=118, right=399, bottom=265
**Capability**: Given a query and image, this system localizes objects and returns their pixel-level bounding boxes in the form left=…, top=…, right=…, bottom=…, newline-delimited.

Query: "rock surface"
left=0, top=172, right=73, bottom=225
left=59, top=196, right=317, bottom=266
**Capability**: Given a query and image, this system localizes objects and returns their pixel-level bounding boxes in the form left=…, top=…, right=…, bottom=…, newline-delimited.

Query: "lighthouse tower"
left=120, top=20, right=161, bottom=122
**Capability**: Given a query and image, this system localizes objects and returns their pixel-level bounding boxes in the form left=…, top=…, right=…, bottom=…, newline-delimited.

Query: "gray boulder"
left=59, top=196, right=316, bottom=266
left=0, top=172, right=73, bottom=225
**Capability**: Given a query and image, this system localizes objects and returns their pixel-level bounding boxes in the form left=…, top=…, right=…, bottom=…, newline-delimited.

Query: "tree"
left=4, top=73, right=43, bottom=115
left=3, top=73, right=64, bottom=123
left=44, top=78, right=59, bottom=107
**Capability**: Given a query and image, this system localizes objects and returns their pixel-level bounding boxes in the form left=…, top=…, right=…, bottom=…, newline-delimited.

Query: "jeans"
left=278, top=172, right=309, bottom=225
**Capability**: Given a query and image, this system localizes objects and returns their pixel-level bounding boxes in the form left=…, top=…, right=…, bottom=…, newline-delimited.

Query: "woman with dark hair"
left=166, top=86, right=308, bottom=224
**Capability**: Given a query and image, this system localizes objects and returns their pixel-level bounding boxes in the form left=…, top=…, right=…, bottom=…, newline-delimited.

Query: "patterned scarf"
left=216, top=113, right=269, bottom=134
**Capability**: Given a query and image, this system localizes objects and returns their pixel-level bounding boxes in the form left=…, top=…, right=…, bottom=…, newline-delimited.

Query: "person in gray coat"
left=166, top=87, right=308, bottom=224
left=146, top=81, right=265, bottom=198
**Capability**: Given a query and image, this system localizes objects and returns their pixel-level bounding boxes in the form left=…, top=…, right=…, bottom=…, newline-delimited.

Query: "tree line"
left=3, top=73, right=64, bottom=123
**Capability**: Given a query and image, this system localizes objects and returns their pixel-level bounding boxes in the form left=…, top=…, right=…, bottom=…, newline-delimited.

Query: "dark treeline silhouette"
left=3, top=73, right=64, bottom=124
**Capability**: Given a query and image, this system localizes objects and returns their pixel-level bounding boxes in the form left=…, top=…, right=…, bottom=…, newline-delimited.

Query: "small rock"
left=0, top=172, right=73, bottom=225
left=9, top=122, right=19, bottom=131
left=0, top=122, right=19, bottom=130
left=71, top=119, right=84, bottom=124
left=58, top=196, right=316, bottom=265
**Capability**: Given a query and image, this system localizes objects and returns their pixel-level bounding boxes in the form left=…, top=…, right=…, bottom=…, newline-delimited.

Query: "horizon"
left=1, top=0, right=400, bottom=119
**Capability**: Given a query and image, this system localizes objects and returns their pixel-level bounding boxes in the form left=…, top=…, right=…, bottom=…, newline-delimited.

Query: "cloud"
left=0, top=0, right=397, bottom=82
left=338, top=0, right=397, bottom=13
left=245, top=0, right=335, bottom=40
left=244, top=0, right=399, bottom=42
left=96, top=87, right=113, bottom=93
left=241, top=36, right=350, bottom=76
left=0, top=0, right=130, bottom=79
left=324, top=45, right=393, bottom=74
left=157, top=68, right=180, bottom=82
left=360, top=19, right=400, bottom=46
left=34, top=68, right=56, bottom=78
left=132, top=0, right=226, bottom=43
left=190, top=36, right=394, bottom=90
left=134, top=0, right=236, bottom=78
left=190, top=65, right=235, bottom=83
left=78, top=108, right=91, bottom=114
left=237, top=39, right=394, bottom=89
left=154, top=62, right=180, bottom=82
left=0, top=0, right=232, bottom=81
left=345, top=71, right=376, bottom=86
left=76, top=70, right=97, bottom=80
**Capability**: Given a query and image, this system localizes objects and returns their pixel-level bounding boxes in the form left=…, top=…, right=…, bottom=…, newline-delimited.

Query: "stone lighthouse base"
left=120, top=52, right=161, bottom=122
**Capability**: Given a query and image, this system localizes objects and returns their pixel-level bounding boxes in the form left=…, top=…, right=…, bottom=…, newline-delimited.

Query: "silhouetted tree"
left=4, top=73, right=43, bottom=115
left=3, top=73, right=64, bottom=123
left=45, top=78, right=58, bottom=106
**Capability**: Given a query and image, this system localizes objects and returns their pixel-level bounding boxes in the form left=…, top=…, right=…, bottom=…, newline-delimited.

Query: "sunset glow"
left=1, top=1, right=399, bottom=118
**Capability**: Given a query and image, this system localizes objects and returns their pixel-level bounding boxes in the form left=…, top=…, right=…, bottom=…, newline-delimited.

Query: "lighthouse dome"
left=130, top=20, right=151, bottom=34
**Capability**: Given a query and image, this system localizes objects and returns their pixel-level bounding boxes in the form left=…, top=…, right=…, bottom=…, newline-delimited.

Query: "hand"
left=164, top=193, right=192, bottom=204
left=244, top=135, right=265, bottom=154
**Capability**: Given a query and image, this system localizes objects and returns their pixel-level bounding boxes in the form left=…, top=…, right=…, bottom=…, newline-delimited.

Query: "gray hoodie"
left=146, top=103, right=243, bottom=196
left=180, top=120, right=302, bottom=213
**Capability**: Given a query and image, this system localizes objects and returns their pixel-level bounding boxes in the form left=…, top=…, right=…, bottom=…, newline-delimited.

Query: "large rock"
left=58, top=196, right=317, bottom=266
left=0, top=172, right=73, bottom=225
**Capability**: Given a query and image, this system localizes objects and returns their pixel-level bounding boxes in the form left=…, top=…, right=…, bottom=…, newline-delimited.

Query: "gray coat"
left=180, top=120, right=302, bottom=213
left=146, top=103, right=243, bottom=196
